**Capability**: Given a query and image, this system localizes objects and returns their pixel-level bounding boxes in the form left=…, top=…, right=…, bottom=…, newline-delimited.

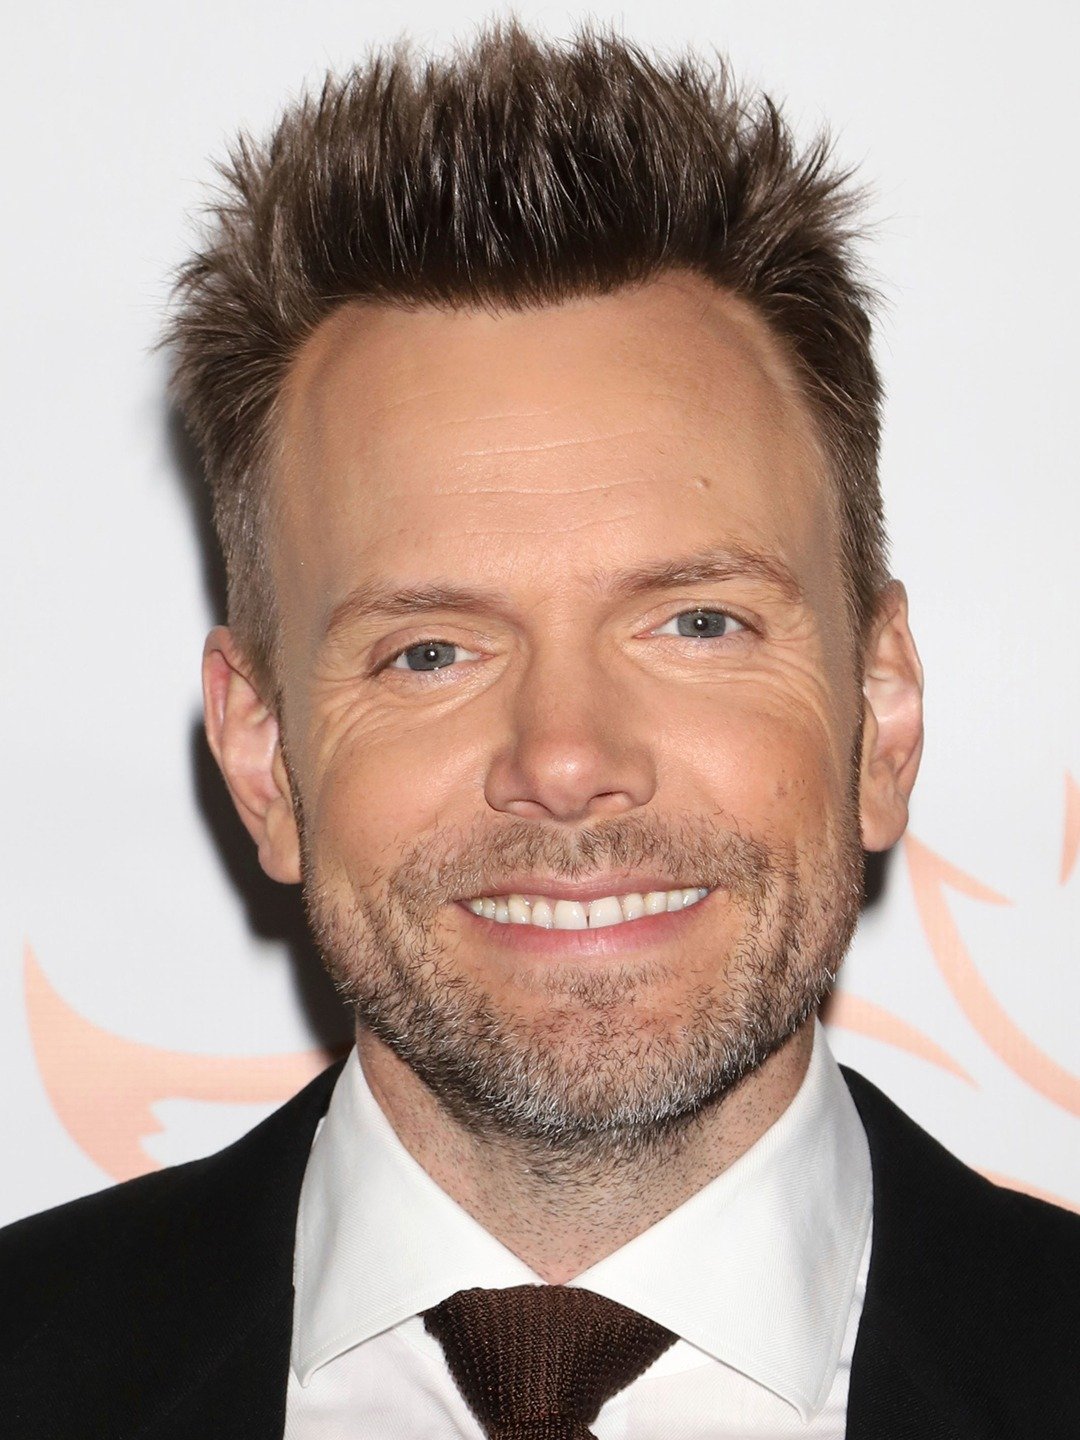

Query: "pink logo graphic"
left=903, top=825, right=1080, bottom=1120
left=24, top=946, right=337, bottom=1181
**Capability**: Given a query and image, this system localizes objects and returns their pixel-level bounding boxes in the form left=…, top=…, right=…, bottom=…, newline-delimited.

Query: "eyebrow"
left=602, top=543, right=803, bottom=606
left=323, top=543, right=802, bottom=641
left=323, top=581, right=514, bottom=640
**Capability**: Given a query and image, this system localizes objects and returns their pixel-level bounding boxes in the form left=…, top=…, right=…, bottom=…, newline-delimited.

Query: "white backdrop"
left=3, top=0, right=1078, bottom=1227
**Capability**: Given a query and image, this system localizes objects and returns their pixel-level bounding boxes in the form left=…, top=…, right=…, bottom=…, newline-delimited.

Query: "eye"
left=654, top=608, right=746, bottom=639
left=387, top=639, right=481, bottom=672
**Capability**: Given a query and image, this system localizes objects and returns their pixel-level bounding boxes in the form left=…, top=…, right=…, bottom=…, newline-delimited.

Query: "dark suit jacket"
left=2, top=1063, right=1077, bottom=1438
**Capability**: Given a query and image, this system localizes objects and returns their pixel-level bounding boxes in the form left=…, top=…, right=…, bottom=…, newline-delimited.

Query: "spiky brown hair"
left=169, top=20, right=886, bottom=692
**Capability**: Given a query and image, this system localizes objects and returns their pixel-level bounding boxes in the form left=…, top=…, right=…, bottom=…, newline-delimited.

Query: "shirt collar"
left=292, top=1020, right=871, bottom=1420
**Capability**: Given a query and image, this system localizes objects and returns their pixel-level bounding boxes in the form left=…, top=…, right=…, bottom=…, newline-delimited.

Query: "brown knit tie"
left=423, top=1284, right=677, bottom=1438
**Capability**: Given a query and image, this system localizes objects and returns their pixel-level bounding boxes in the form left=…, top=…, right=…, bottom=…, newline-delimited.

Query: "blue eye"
left=389, top=640, right=480, bottom=672
left=392, top=641, right=458, bottom=671
left=656, top=609, right=744, bottom=639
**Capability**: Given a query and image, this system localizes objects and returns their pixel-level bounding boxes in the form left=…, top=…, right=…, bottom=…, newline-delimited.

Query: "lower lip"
left=453, top=895, right=713, bottom=956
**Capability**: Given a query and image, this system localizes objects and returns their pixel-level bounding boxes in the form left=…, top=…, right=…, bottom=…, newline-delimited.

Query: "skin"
left=203, top=272, right=923, bottom=1282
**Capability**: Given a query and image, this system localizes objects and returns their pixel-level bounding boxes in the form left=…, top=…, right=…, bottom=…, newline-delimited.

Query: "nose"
left=483, top=648, right=657, bottom=823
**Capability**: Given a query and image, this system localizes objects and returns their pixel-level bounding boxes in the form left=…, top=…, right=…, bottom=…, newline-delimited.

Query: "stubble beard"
left=300, top=799, right=865, bottom=1173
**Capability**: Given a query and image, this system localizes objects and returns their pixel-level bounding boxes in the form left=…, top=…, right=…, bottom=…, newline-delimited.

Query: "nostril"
left=483, top=731, right=656, bottom=823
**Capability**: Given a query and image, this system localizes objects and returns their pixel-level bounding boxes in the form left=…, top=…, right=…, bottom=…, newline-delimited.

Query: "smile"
left=463, top=888, right=711, bottom=930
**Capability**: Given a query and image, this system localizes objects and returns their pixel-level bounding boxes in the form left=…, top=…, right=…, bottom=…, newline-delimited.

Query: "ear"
left=201, top=626, right=301, bottom=884
left=858, top=581, right=925, bottom=853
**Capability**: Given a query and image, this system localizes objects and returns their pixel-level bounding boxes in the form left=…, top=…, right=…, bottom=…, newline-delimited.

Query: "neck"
left=357, top=1022, right=815, bottom=1284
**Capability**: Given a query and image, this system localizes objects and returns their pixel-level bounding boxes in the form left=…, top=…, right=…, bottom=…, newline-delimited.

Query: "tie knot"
left=424, top=1284, right=676, bottom=1439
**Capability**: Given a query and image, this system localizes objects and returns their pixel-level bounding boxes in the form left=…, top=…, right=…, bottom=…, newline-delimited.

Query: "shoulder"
left=0, top=1060, right=343, bottom=1366
left=0, top=1153, right=210, bottom=1351
left=842, top=1066, right=1080, bottom=1427
left=843, top=1063, right=1080, bottom=1259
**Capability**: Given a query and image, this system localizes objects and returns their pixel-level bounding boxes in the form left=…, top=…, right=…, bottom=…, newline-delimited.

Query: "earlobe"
left=858, top=582, right=925, bottom=853
left=201, top=627, right=302, bottom=884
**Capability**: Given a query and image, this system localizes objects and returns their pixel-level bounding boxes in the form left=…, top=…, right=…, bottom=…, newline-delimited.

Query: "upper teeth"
left=464, top=888, right=709, bottom=929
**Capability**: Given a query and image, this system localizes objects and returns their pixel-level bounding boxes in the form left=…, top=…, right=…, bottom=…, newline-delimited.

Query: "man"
left=2, top=20, right=1077, bottom=1439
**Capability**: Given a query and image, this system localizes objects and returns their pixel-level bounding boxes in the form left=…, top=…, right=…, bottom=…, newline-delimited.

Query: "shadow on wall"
left=166, top=404, right=353, bottom=1054
left=863, top=849, right=889, bottom=910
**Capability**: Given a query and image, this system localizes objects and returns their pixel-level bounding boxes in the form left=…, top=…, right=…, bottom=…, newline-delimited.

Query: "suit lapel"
left=137, top=1294, right=296, bottom=1440
left=845, top=1318, right=967, bottom=1440
left=841, top=1068, right=985, bottom=1440
left=131, top=1061, right=345, bottom=1440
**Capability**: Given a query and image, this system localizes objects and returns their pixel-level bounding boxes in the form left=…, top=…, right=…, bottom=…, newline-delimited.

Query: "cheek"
left=669, top=684, right=853, bottom=842
left=301, top=698, right=489, bottom=883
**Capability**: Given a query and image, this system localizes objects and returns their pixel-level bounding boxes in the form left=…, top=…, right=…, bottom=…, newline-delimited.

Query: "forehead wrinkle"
left=439, top=393, right=690, bottom=425
left=439, top=477, right=653, bottom=499
left=454, top=427, right=654, bottom=459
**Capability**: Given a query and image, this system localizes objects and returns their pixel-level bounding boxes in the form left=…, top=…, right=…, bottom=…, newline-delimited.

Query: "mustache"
left=385, top=811, right=787, bottom=919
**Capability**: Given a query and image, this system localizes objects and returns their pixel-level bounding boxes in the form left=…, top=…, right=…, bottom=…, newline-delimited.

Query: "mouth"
left=462, top=886, right=711, bottom=931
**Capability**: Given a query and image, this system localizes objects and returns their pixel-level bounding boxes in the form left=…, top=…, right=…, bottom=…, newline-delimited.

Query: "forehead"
left=273, top=273, right=837, bottom=614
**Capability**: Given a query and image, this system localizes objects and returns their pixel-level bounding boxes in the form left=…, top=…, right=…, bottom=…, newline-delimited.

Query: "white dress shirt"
left=285, top=1021, right=872, bottom=1438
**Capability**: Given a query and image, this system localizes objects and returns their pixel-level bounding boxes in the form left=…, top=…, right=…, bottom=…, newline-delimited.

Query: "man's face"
left=263, top=273, right=876, bottom=1153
